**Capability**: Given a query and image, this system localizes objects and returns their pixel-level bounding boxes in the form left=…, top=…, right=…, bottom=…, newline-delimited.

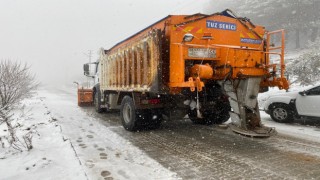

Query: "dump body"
left=99, top=30, right=163, bottom=93
left=99, top=12, right=288, bottom=94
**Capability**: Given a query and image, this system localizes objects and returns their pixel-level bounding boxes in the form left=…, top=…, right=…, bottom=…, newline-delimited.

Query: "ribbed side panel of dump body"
left=100, top=29, right=162, bottom=93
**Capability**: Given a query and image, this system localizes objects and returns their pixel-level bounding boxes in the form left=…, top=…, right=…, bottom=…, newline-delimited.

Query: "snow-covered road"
left=40, top=89, right=178, bottom=180
left=1, top=87, right=320, bottom=179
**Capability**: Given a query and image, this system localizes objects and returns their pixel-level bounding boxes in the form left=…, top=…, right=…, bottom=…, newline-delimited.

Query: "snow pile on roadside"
left=0, top=94, right=86, bottom=180
left=261, top=111, right=320, bottom=143
left=1, top=89, right=179, bottom=180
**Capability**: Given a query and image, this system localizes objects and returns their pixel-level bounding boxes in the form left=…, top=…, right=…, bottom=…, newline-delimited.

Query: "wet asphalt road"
left=81, top=107, right=320, bottom=180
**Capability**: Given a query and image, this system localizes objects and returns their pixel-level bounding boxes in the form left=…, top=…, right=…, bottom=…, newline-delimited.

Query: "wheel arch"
left=268, top=101, right=297, bottom=116
left=117, top=92, right=134, bottom=105
left=92, top=83, right=100, bottom=95
left=268, top=102, right=288, bottom=109
left=265, top=96, right=293, bottom=111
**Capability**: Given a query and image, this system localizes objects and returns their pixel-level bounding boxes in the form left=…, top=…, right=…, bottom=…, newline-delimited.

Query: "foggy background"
left=0, top=0, right=213, bottom=87
left=1, top=0, right=319, bottom=87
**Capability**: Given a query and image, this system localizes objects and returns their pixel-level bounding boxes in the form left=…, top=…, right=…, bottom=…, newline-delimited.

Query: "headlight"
left=183, top=33, right=194, bottom=42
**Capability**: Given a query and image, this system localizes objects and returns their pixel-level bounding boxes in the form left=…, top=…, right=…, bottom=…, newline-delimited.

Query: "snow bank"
left=0, top=89, right=179, bottom=180
left=0, top=95, right=86, bottom=180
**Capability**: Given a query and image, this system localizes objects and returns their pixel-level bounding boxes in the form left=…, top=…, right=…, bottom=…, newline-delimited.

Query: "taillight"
left=141, top=99, right=161, bottom=105
left=149, top=99, right=161, bottom=104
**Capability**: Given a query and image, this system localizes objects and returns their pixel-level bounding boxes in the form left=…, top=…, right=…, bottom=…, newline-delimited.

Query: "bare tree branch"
left=0, top=60, right=38, bottom=151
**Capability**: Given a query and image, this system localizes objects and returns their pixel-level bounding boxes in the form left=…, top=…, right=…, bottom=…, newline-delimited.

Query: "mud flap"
left=222, top=78, right=277, bottom=137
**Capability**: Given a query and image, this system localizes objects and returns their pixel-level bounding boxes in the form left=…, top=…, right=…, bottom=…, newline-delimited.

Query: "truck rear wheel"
left=209, top=103, right=231, bottom=124
left=188, top=109, right=212, bottom=125
left=188, top=103, right=230, bottom=125
left=142, top=109, right=163, bottom=129
left=120, top=96, right=140, bottom=131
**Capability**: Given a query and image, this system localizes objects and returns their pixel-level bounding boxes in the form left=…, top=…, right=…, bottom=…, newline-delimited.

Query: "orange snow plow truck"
left=81, top=9, right=289, bottom=137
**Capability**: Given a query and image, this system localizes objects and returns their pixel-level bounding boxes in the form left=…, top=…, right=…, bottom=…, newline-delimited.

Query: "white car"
left=264, top=85, right=320, bottom=123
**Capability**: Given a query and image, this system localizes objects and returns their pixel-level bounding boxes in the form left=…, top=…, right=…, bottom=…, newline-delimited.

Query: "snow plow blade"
left=77, top=88, right=93, bottom=106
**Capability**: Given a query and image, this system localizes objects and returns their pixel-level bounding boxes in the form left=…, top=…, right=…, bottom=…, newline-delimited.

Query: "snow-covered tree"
left=206, top=0, right=320, bottom=49
left=0, top=60, right=38, bottom=151
left=287, top=50, right=320, bottom=85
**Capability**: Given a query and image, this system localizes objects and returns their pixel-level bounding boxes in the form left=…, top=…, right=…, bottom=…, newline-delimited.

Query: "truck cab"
left=83, top=61, right=102, bottom=111
left=83, top=60, right=99, bottom=83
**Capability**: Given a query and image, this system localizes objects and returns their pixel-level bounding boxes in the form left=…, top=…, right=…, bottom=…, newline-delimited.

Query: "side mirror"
left=83, top=62, right=98, bottom=78
left=299, top=91, right=306, bottom=96
left=83, top=64, right=90, bottom=76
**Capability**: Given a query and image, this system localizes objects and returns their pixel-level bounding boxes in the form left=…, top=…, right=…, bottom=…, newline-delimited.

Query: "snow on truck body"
left=84, top=9, right=289, bottom=137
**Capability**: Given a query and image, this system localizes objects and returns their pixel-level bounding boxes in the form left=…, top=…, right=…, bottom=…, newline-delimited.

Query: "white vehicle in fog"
left=264, top=85, right=320, bottom=123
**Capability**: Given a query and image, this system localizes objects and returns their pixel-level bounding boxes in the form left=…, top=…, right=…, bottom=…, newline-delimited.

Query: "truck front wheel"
left=120, top=96, right=140, bottom=131
left=94, top=91, right=103, bottom=113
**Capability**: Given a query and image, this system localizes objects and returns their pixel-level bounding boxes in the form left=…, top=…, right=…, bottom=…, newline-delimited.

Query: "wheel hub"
left=273, top=108, right=287, bottom=120
left=123, top=103, right=132, bottom=124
